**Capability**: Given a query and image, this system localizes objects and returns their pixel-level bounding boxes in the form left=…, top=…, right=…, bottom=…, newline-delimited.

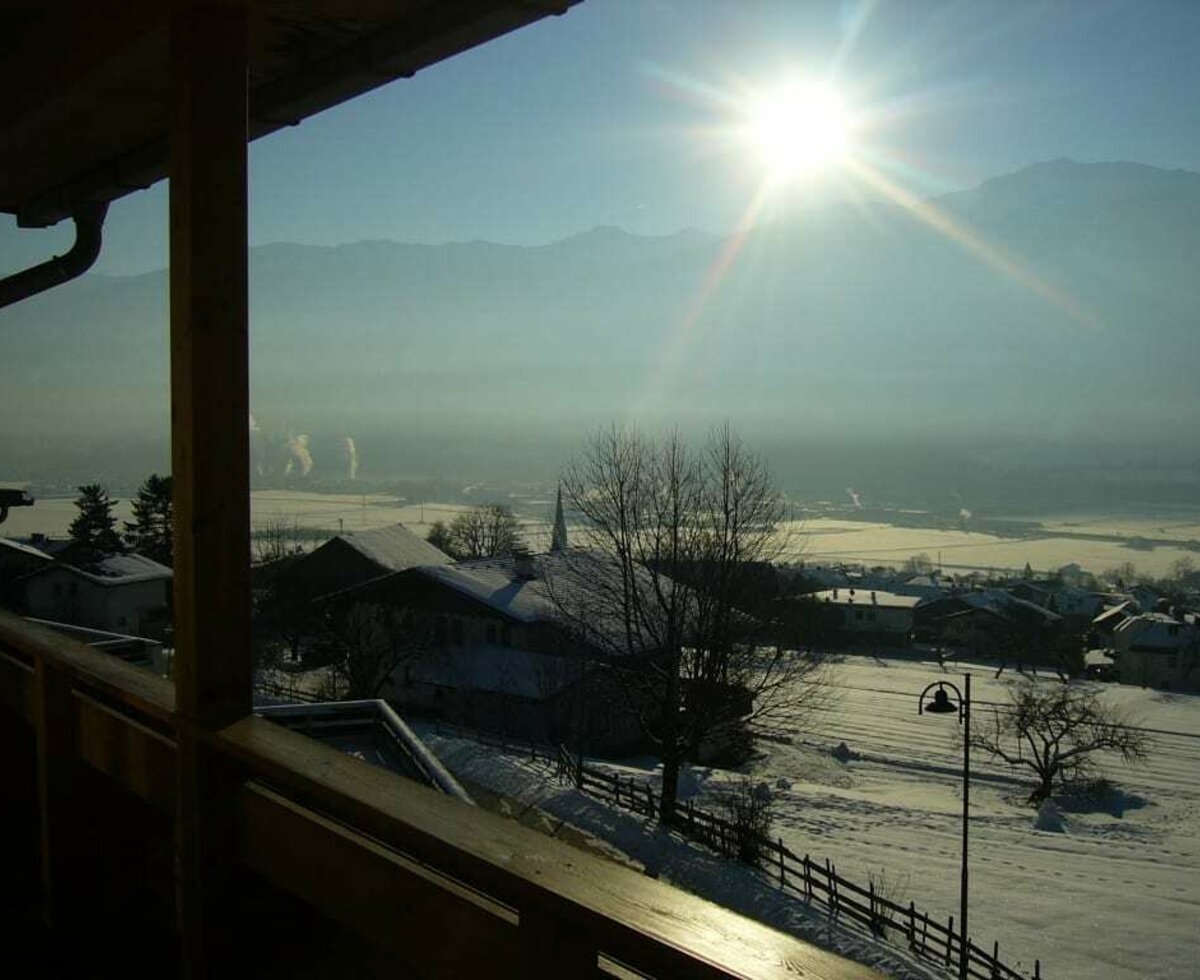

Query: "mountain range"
left=3, top=159, right=1199, bottom=509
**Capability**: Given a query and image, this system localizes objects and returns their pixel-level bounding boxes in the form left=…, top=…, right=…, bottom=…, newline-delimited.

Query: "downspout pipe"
left=0, top=202, right=109, bottom=310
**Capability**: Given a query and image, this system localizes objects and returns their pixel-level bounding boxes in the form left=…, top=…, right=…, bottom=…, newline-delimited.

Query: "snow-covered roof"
left=811, top=588, right=923, bottom=609
left=415, top=550, right=669, bottom=654
left=0, top=537, right=53, bottom=561
left=339, top=523, right=452, bottom=571
left=418, top=557, right=554, bottom=623
left=29, top=552, right=173, bottom=586
left=1092, top=601, right=1134, bottom=628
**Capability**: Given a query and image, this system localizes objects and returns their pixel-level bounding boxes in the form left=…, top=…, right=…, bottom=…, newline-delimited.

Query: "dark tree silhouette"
left=68, top=484, right=124, bottom=554
left=970, top=681, right=1150, bottom=804
left=124, top=474, right=173, bottom=565
left=447, top=504, right=520, bottom=560
left=550, top=424, right=828, bottom=822
left=426, top=519, right=455, bottom=556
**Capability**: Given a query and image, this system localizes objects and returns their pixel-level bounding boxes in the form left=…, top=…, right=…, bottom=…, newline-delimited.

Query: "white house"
left=22, top=553, right=172, bottom=637
left=811, top=587, right=923, bottom=644
left=1112, top=612, right=1200, bottom=691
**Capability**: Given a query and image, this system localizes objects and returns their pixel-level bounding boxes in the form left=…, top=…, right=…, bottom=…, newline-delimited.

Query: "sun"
left=746, top=82, right=852, bottom=178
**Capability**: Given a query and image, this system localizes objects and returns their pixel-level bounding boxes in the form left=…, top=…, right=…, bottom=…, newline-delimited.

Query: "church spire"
left=551, top=483, right=569, bottom=552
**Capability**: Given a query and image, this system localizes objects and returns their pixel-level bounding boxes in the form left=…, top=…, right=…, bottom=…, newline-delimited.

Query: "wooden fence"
left=427, top=721, right=1042, bottom=980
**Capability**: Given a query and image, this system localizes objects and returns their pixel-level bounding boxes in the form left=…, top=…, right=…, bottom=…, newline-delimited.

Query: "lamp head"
left=923, top=684, right=958, bottom=715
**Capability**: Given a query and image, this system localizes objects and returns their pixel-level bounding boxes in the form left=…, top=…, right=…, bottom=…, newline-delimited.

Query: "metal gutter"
left=0, top=202, right=107, bottom=310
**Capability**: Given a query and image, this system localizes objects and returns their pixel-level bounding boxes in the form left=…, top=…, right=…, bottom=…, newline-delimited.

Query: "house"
left=917, top=589, right=1063, bottom=659
left=1112, top=612, right=1200, bottom=691
left=810, top=587, right=923, bottom=645
left=326, top=550, right=646, bottom=753
left=0, top=537, right=53, bottom=601
left=270, top=523, right=452, bottom=601
left=21, top=553, right=172, bottom=638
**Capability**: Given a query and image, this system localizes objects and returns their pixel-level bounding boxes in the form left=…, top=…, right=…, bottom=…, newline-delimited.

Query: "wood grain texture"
left=219, top=715, right=879, bottom=980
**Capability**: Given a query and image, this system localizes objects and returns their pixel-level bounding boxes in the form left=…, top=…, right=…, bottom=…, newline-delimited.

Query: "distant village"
left=3, top=480, right=1198, bottom=764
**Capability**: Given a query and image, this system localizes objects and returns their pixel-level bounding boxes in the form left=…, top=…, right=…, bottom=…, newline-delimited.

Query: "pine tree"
left=68, top=484, right=124, bottom=554
left=124, top=474, right=173, bottom=566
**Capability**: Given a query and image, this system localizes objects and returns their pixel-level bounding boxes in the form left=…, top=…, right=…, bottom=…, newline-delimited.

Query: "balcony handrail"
left=0, top=604, right=880, bottom=977
left=0, top=608, right=174, bottom=728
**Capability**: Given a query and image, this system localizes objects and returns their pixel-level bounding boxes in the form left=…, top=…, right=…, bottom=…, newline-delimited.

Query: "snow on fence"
left=428, top=721, right=1043, bottom=980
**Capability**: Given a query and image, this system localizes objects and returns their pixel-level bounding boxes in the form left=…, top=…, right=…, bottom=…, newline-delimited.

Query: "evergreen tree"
left=426, top=519, right=455, bottom=557
left=68, top=484, right=124, bottom=554
left=124, top=474, right=173, bottom=566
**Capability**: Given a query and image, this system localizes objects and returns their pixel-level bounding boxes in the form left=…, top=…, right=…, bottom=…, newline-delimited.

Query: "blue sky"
left=3, top=0, right=1200, bottom=276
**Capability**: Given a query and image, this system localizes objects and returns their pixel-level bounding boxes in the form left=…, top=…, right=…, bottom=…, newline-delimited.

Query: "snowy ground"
left=422, top=657, right=1199, bottom=979
left=419, top=727, right=944, bottom=979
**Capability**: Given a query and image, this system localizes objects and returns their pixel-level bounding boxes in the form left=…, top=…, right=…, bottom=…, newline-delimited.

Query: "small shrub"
left=717, top=777, right=774, bottom=865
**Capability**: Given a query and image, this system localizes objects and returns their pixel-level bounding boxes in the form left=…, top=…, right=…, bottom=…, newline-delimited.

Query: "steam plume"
left=287, top=433, right=313, bottom=476
left=344, top=436, right=358, bottom=481
left=846, top=487, right=862, bottom=509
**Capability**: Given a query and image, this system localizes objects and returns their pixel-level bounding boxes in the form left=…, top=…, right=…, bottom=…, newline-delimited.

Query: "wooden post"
left=34, top=657, right=79, bottom=930
left=169, top=5, right=251, bottom=977
left=991, top=939, right=999, bottom=979
left=946, top=915, right=955, bottom=966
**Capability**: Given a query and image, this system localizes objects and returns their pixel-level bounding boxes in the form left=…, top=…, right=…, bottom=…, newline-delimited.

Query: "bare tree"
left=969, top=681, right=1150, bottom=804
left=448, top=504, right=521, bottom=559
left=549, top=423, right=827, bottom=822
left=319, top=602, right=428, bottom=700
left=252, top=517, right=306, bottom=565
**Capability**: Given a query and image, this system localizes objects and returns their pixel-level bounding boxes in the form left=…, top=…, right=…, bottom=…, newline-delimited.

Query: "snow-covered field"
left=423, top=657, right=1200, bottom=979
left=746, top=658, right=1200, bottom=980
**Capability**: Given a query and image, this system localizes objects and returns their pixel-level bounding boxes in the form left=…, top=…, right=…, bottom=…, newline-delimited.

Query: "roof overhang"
left=1, top=0, right=579, bottom=227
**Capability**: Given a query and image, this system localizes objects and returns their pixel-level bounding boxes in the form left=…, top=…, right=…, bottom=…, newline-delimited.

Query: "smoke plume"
left=344, top=436, right=358, bottom=481
left=287, top=433, right=313, bottom=476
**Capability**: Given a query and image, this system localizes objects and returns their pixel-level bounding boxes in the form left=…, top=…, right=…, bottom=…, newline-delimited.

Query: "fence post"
left=575, top=752, right=583, bottom=790
left=803, top=854, right=812, bottom=900
left=908, top=901, right=916, bottom=947
left=1034, top=958, right=1040, bottom=980
left=946, top=915, right=954, bottom=967
left=921, top=911, right=929, bottom=956
left=869, top=880, right=877, bottom=933
left=991, top=939, right=999, bottom=979
left=646, top=782, right=655, bottom=817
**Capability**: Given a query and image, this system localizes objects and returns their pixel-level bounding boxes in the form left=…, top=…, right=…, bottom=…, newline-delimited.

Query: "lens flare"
left=747, top=83, right=852, bottom=177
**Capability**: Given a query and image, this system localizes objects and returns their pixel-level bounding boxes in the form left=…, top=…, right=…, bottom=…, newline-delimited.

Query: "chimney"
left=512, top=546, right=536, bottom=582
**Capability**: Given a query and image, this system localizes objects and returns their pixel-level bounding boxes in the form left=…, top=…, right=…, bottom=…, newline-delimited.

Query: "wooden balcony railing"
left=0, top=609, right=878, bottom=978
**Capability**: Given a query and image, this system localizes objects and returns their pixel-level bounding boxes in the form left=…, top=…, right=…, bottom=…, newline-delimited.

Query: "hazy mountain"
left=3, top=160, right=1199, bottom=509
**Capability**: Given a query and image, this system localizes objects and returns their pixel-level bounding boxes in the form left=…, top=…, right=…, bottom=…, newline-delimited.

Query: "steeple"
left=551, top=483, right=569, bottom=552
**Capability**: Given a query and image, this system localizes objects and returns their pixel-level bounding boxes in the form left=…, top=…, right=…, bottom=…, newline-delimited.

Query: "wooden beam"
left=219, top=715, right=877, bottom=979
left=240, top=783, right=524, bottom=976
left=169, top=5, right=252, bottom=976
left=34, top=657, right=81, bottom=928
left=75, top=692, right=176, bottom=813
left=0, top=609, right=174, bottom=727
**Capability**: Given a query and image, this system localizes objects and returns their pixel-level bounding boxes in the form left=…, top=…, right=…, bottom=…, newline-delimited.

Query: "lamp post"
left=918, top=674, right=971, bottom=980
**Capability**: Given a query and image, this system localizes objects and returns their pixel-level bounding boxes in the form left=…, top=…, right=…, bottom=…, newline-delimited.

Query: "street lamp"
left=918, top=674, right=971, bottom=980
